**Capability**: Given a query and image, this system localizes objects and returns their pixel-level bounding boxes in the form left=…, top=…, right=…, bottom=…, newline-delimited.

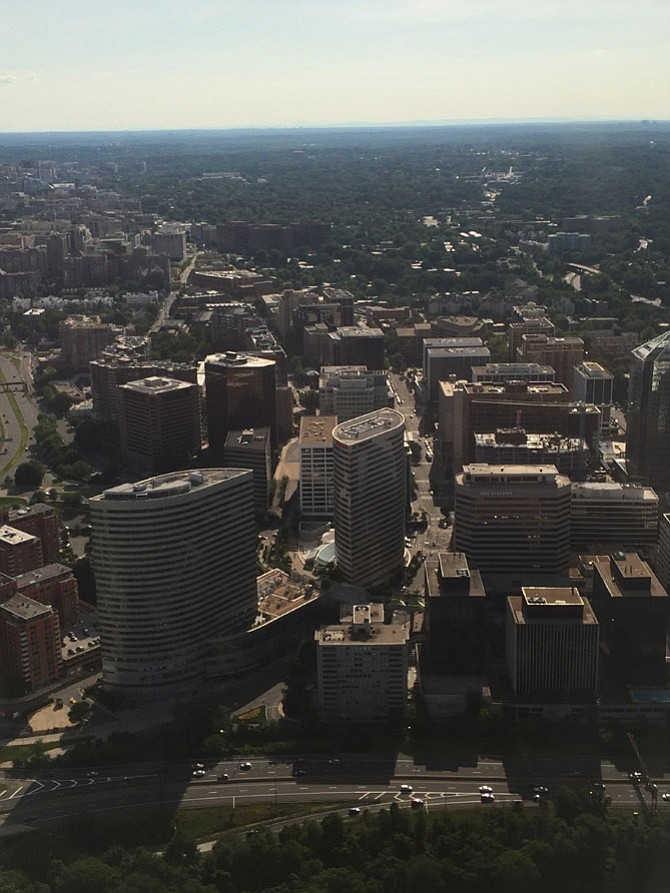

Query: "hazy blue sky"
left=1, top=0, right=668, bottom=132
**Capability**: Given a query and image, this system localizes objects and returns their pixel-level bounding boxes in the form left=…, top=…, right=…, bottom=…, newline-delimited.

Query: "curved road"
left=0, top=351, right=38, bottom=482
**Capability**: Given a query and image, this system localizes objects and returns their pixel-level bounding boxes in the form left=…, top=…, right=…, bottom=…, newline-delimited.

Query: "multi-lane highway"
left=1, top=754, right=667, bottom=831
left=0, top=351, right=38, bottom=480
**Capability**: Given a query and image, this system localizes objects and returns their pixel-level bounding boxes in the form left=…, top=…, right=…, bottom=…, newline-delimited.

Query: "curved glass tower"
left=90, top=469, right=257, bottom=692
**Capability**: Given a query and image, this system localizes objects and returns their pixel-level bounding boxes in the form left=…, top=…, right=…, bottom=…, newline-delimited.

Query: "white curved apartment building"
left=90, top=468, right=257, bottom=691
left=333, top=408, right=407, bottom=590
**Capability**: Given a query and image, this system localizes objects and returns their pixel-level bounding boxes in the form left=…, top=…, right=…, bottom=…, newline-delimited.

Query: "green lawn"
left=177, top=801, right=348, bottom=842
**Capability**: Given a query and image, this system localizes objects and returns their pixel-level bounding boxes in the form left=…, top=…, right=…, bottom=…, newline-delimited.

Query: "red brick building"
left=0, top=595, right=62, bottom=691
left=15, top=563, right=79, bottom=628
left=4, top=504, right=60, bottom=564
left=0, top=526, right=43, bottom=577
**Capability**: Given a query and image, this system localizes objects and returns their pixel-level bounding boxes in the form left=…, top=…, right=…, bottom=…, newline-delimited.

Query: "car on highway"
left=662, top=793, right=670, bottom=801
left=239, top=761, right=252, bottom=771
left=217, top=774, right=230, bottom=783
left=411, top=798, right=425, bottom=810
left=192, top=769, right=206, bottom=777
left=480, top=792, right=495, bottom=803
left=400, top=784, right=413, bottom=794
left=629, top=771, right=643, bottom=782
left=479, top=785, right=493, bottom=794
left=348, top=806, right=361, bottom=816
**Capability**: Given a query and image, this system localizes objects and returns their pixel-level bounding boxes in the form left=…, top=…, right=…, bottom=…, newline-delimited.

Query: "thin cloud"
left=0, top=75, right=16, bottom=84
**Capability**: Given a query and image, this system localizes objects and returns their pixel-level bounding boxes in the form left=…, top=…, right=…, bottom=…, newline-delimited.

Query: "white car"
left=480, top=792, right=495, bottom=803
left=400, top=784, right=413, bottom=794
left=478, top=785, right=493, bottom=794
left=662, top=793, right=670, bottom=801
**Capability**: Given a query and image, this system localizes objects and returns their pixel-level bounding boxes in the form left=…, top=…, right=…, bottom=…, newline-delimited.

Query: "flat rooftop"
left=95, top=468, right=250, bottom=502
left=315, top=612, right=410, bottom=646
left=334, top=408, right=404, bottom=443
left=119, top=376, right=195, bottom=395
left=0, top=525, right=37, bottom=547
left=508, top=587, right=598, bottom=624
left=225, top=427, right=270, bottom=450
left=462, top=381, right=569, bottom=397
left=461, top=463, right=565, bottom=482
left=9, top=503, right=55, bottom=520
left=425, top=553, right=486, bottom=599
left=204, top=351, right=275, bottom=370
left=472, top=362, right=555, bottom=375
left=0, top=594, right=52, bottom=621
left=572, top=483, right=658, bottom=503
left=15, top=563, right=73, bottom=588
left=299, top=416, right=337, bottom=446
left=592, top=554, right=668, bottom=598
left=332, top=326, right=383, bottom=338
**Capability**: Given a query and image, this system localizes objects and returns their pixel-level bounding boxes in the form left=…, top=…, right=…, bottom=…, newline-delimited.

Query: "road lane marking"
left=0, top=790, right=6, bottom=799
left=26, top=782, right=44, bottom=796
left=9, top=787, right=23, bottom=799
left=358, top=792, right=370, bottom=800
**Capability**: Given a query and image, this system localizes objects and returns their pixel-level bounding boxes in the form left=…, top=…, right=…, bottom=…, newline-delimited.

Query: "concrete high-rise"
left=204, top=352, right=277, bottom=452
left=627, top=331, right=670, bottom=492
left=299, top=416, right=336, bottom=520
left=572, top=362, right=614, bottom=435
left=454, top=464, right=571, bottom=578
left=319, top=366, right=392, bottom=421
left=90, top=469, right=257, bottom=692
left=333, top=408, right=407, bottom=589
left=315, top=603, right=409, bottom=722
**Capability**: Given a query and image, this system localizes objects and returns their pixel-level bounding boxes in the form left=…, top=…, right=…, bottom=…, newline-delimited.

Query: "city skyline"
left=1, top=0, right=669, bottom=132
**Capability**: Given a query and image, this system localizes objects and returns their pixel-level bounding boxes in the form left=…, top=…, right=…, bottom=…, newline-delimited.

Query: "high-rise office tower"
left=204, top=352, right=277, bottom=452
left=224, top=428, right=272, bottom=514
left=315, top=603, right=410, bottom=722
left=627, top=331, right=670, bottom=492
left=299, top=416, right=337, bottom=520
left=118, top=376, right=202, bottom=473
left=454, top=464, right=571, bottom=578
left=506, top=586, right=599, bottom=700
left=90, top=469, right=257, bottom=692
left=572, top=361, right=614, bottom=435
left=333, top=408, right=406, bottom=589
left=590, top=553, right=669, bottom=685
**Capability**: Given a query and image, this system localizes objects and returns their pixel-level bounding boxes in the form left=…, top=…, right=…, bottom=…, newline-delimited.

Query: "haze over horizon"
left=1, top=0, right=669, bottom=133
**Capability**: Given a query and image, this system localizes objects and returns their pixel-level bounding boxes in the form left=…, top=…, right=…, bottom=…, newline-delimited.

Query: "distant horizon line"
left=0, top=116, right=669, bottom=137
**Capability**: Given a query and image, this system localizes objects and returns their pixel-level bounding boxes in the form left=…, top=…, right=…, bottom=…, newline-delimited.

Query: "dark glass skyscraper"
left=627, top=331, right=670, bottom=493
